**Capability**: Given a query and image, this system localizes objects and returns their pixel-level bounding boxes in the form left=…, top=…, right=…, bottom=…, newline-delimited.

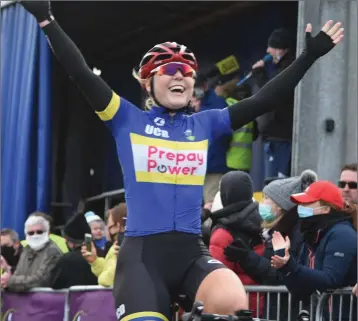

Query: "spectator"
left=81, top=204, right=127, bottom=287
left=1, top=215, right=62, bottom=291
left=338, top=163, right=357, bottom=204
left=0, top=229, right=22, bottom=273
left=251, top=28, right=296, bottom=178
left=210, top=171, right=264, bottom=318
left=216, top=78, right=258, bottom=173
left=224, top=170, right=317, bottom=320
left=272, top=181, right=357, bottom=320
left=51, top=213, right=98, bottom=289
left=21, top=212, right=69, bottom=254
left=85, top=211, right=107, bottom=254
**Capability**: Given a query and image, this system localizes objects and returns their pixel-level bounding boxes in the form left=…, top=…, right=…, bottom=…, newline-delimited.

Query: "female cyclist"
left=19, top=1, right=344, bottom=319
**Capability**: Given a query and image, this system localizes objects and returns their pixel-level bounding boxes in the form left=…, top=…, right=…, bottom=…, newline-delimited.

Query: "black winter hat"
left=268, top=28, right=295, bottom=49
left=63, top=213, right=91, bottom=244
left=220, top=171, right=254, bottom=207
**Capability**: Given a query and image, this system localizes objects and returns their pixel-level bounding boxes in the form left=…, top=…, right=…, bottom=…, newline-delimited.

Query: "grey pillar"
left=292, top=0, right=357, bottom=181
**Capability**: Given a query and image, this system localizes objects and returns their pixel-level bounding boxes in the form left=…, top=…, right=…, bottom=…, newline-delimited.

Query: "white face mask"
left=26, top=233, right=49, bottom=251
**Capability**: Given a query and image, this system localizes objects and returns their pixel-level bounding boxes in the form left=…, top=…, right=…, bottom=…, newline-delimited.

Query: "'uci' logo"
left=145, top=125, right=169, bottom=138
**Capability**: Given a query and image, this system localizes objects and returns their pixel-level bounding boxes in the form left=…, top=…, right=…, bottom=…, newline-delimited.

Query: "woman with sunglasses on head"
left=19, top=1, right=344, bottom=318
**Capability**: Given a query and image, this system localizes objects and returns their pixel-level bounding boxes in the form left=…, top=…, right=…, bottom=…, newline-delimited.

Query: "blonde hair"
left=262, top=214, right=283, bottom=229
left=132, top=68, right=156, bottom=110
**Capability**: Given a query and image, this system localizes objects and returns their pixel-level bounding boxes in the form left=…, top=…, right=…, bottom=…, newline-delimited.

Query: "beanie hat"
left=220, top=171, right=254, bottom=207
left=84, top=211, right=103, bottom=224
left=263, top=170, right=318, bottom=211
left=64, top=213, right=91, bottom=244
left=268, top=28, right=295, bottom=49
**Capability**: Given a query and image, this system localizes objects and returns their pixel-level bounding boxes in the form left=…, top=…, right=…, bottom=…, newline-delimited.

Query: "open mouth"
left=169, top=85, right=185, bottom=94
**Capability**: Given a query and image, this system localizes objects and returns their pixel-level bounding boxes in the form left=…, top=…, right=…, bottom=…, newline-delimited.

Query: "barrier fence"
left=1, top=286, right=355, bottom=321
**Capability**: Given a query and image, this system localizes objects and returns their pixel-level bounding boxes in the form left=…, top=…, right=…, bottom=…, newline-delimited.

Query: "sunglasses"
left=338, top=181, right=357, bottom=189
left=27, top=230, right=44, bottom=236
left=151, top=62, right=196, bottom=78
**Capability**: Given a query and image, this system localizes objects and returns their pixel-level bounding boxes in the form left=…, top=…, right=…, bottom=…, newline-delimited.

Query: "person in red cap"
left=271, top=181, right=357, bottom=320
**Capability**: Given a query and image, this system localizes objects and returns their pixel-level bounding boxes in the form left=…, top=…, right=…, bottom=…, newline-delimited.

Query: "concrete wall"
left=292, top=0, right=357, bottom=181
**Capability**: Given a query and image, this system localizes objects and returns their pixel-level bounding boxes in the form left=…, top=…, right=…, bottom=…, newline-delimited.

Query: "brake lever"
left=182, top=301, right=204, bottom=321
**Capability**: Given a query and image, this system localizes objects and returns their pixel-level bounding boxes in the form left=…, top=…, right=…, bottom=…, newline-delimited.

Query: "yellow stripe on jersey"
left=135, top=171, right=205, bottom=185
left=130, top=133, right=208, bottom=150
left=96, top=91, right=120, bottom=121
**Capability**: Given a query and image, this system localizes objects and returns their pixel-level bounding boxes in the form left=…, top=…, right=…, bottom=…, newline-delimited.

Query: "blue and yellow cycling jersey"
left=96, top=92, right=232, bottom=236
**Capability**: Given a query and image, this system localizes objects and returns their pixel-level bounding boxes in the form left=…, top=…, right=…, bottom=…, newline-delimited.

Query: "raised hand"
left=81, top=242, right=97, bottom=264
left=305, top=20, right=344, bottom=59
left=19, top=1, right=53, bottom=23
left=272, top=231, right=290, bottom=251
left=271, top=248, right=290, bottom=269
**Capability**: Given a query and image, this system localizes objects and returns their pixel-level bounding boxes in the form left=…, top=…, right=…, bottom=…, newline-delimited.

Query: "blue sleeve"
left=279, top=229, right=357, bottom=294
left=199, top=108, right=233, bottom=141
left=95, top=92, right=142, bottom=135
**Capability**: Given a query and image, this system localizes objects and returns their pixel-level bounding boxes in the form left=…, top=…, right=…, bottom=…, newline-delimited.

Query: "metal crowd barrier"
left=1, top=286, right=355, bottom=321
left=315, top=287, right=356, bottom=321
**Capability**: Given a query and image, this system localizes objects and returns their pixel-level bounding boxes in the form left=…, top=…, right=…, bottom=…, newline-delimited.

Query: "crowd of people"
left=1, top=164, right=356, bottom=320
left=0, top=203, right=127, bottom=291
left=1, top=1, right=356, bottom=320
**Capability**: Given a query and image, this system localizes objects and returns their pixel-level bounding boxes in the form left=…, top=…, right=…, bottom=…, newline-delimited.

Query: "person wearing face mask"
left=251, top=28, right=296, bottom=179
left=0, top=229, right=22, bottom=274
left=19, top=0, right=344, bottom=316
left=81, top=204, right=126, bottom=287
left=271, top=181, right=357, bottom=321
left=223, top=169, right=317, bottom=320
left=1, top=215, right=62, bottom=292
left=51, top=213, right=98, bottom=289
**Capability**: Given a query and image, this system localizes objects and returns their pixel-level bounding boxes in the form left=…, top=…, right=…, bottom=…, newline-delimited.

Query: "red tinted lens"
left=157, top=63, right=195, bottom=77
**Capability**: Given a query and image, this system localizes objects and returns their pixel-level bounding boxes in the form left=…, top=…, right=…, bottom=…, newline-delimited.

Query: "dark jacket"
left=233, top=208, right=303, bottom=321
left=279, top=217, right=357, bottom=295
left=199, top=89, right=231, bottom=173
left=51, top=247, right=98, bottom=289
left=252, top=52, right=295, bottom=141
left=278, top=214, right=357, bottom=321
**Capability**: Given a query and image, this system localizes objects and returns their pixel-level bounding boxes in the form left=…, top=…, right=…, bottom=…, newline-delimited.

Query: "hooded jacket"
left=209, top=171, right=264, bottom=317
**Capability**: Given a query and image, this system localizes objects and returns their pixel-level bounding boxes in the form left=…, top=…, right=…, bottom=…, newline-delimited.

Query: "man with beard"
left=1, top=215, right=62, bottom=291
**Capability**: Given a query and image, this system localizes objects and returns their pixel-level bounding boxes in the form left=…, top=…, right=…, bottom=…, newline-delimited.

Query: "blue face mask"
left=297, top=205, right=313, bottom=218
left=259, top=204, right=276, bottom=222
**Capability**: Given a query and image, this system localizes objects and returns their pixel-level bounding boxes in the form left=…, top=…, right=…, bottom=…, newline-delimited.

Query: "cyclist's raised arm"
left=228, top=21, right=344, bottom=131
left=20, top=1, right=116, bottom=116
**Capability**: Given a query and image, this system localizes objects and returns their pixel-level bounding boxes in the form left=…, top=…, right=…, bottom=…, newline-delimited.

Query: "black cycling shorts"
left=113, top=231, right=226, bottom=321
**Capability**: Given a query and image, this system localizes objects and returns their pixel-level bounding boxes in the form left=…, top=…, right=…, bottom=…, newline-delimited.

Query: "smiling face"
left=146, top=70, right=195, bottom=110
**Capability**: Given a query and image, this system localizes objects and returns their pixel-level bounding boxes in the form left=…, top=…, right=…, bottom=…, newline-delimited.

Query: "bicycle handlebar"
left=181, top=301, right=254, bottom=321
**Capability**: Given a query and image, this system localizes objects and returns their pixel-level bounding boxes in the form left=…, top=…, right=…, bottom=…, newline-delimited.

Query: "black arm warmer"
left=229, top=52, right=316, bottom=130
left=43, top=21, right=112, bottom=111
